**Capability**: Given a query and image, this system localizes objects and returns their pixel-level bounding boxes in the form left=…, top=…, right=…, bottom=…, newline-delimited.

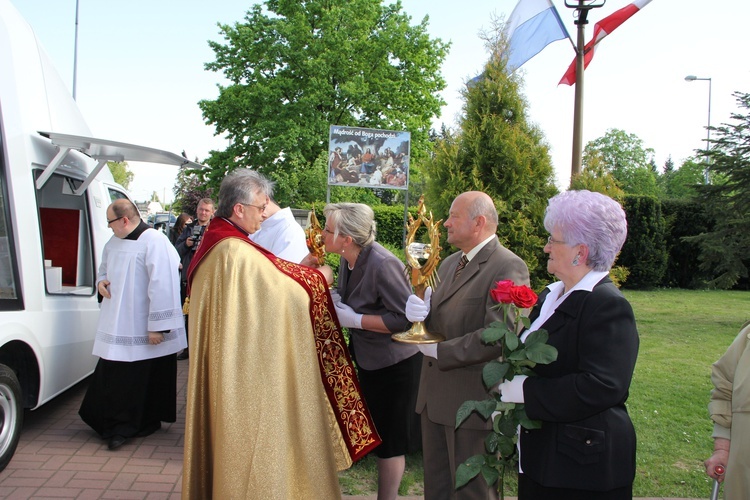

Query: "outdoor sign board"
left=327, top=125, right=410, bottom=190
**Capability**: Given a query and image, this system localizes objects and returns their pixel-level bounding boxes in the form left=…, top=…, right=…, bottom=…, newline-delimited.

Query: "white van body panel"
left=0, top=0, right=204, bottom=469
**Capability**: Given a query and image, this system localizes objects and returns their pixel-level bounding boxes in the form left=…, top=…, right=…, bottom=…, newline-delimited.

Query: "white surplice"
left=93, top=228, right=186, bottom=362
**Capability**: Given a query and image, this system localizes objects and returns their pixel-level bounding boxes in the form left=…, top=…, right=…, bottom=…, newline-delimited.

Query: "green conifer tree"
left=424, top=28, right=558, bottom=289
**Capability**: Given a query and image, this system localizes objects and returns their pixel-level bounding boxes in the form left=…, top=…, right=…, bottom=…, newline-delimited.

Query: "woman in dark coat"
left=498, top=190, right=639, bottom=499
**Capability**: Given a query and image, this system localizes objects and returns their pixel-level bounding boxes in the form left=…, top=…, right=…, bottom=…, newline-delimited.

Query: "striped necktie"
left=454, top=254, right=469, bottom=279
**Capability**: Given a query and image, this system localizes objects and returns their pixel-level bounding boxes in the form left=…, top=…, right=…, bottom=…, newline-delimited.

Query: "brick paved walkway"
left=0, top=361, right=188, bottom=499
left=0, top=359, right=701, bottom=499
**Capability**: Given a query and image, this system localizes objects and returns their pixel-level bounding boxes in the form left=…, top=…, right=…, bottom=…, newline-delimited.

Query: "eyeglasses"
left=241, top=202, right=267, bottom=212
left=107, top=216, right=124, bottom=225
left=546, top=236, right=567, bottom=245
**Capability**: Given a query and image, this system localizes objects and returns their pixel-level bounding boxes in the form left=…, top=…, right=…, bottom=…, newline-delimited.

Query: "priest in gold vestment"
left=182, top=169, right=380, bottom=499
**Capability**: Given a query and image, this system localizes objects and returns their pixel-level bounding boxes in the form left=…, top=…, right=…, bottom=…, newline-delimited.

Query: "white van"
left=0, top=0, right=203, bottom=469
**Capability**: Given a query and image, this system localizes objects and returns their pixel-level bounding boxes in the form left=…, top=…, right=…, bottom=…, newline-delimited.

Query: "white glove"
left=334, top=301, right=363, bottom=329
left=498, top=375, right=528, bottom=403
left=416, top=343, right=438, bottom=359
left=405, top=287, right=432, bottom=322
left=329, top=290, right=342, bottom=305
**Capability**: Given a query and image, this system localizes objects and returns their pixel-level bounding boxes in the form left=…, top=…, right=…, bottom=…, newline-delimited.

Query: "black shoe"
left=176, top=349, right=189, bottom=360
left=108, top=435, right=127, bottom=450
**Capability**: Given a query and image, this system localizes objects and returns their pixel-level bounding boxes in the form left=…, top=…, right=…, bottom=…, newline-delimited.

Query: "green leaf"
left=485, top=454, right=501, bottom=468
left=523, top=329, right=550, bottom=347
left=496, top=415, right=518, bottom=437
left=483, top=360, right=510, bottom=388
left=455, top=455, right=485, bottom=489
left=520, top=315, right=531, bottom=329
left=525, top=343, right=558, bottom=364
left=504, top=329, right=520, bottom=351
left=507, top=349, right=528, bottom=361
left=455, top=400, right=479, bottom=428
left=476, top=399, right=498, bottom=420
left=516, top=406, right=543, bottom=430
left=494, top=401, right=516, bottom=413
left=497, top=435, right=516, bottom=458
left=484, top=430, right=499, bottom=453
left=481, top=464, right=500, bottom=488
left=482, top=323, right=509, bottom=344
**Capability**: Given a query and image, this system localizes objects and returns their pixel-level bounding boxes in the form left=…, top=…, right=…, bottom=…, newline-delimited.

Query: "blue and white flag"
left=505, top=0, right=569, bottom=71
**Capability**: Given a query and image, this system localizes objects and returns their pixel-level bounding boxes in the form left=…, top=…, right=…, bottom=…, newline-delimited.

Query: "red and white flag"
left=559, top=0, right=652, bottom=86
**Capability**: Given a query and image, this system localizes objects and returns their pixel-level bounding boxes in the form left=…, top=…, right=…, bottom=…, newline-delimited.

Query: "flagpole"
left=570, top=7, right=586, bottom=182
left=565, top=0, right=605, bottom=185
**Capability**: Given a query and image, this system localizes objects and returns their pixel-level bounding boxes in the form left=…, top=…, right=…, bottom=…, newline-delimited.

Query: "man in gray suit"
left=405, top=191, right=530, bottom=500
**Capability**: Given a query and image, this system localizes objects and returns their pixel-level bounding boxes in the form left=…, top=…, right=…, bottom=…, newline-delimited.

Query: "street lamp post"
left=73, top=0, right=80, bottom=100
left=684, top=75, right=712, bottom=183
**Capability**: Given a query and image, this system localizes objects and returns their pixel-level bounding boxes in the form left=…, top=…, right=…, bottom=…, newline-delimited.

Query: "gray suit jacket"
left=417, top=237, right=530, bottom=429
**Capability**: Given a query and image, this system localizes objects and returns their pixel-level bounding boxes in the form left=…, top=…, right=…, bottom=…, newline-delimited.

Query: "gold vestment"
left=183, top=237, right=360, bottom=499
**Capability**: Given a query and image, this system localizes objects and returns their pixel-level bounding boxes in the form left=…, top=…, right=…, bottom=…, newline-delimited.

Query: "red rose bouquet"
left=455, top=280, right=557, bottom=498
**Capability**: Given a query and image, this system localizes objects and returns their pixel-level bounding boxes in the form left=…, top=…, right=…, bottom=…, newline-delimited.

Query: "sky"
left=8, top=0, right=750, bottom=204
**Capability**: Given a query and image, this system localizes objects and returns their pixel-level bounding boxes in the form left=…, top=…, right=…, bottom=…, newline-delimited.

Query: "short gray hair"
left=215, top=169, right=270, bottom=219
left=467, top=195, right=498, bottom=227
left=323, top=203, right=376, bottom=247
left=544, top=190, right=627, bottom=271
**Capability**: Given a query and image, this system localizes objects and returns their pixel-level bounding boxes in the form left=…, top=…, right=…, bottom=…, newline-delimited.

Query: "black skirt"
left=356, top=353, right=423, bottom=458
left=79, top=354, right=177, bottom=439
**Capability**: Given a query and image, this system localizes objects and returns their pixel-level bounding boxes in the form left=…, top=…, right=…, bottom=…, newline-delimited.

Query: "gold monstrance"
left=392, top=196, right=444, bottom=344
left=305, top=208, right=326, bottom=266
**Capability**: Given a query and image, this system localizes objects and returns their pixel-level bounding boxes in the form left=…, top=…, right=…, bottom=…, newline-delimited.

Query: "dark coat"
left=520, top=277, right=639, bottom=492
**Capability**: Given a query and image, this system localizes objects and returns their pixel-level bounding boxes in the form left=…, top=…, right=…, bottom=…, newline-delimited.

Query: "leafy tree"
left=107, top=161, right=134, bottom=189
left=172, top=165, right=215, bottom=217
left=569, top=154, right=625, bottom=200
left=663, top=155, right=675, bottom=175
left=198, top=0, right=449, bottom=207
left=688, top=91, right=750, bottom=289
left=582, top=128, right=660, bottom=197
left=424, top=24, right=558, bottom=289
left=661, top=158, right=704, bottom=200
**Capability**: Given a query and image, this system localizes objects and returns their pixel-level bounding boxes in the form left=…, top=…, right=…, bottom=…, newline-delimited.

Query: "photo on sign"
left=327, top=125, right=410, bottom=191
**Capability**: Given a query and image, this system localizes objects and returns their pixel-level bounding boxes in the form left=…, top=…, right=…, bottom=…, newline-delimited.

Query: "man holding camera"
left=174, top=198, right=215, bottom=360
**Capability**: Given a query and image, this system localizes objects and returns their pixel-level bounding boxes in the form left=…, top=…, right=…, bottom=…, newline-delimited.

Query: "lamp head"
left=685, top=75, right=697, bottom=81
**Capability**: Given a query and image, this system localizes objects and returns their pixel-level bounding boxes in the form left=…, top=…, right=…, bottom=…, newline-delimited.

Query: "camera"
left=190, top=225, right=205, bottom=249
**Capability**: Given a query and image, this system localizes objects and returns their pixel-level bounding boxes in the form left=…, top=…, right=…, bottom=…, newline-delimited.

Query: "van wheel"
left=0, top=364, right=23, bottom=472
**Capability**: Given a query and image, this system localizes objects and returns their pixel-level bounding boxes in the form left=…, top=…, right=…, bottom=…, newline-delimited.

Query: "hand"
left=705, top=439, right=729, bottom=481
left=405, top=287, right=432, bottom=322
left=498, top=375, right=527, bottom=403
left=148, top=332, right=165, bottom=345
left=329, top=289, right=342, bottom=305
left=334, top=301, right=363, bottom=329
left=98, top=280, right=111, bottom=299
left=300, top=253, right=319, bottom=268
left=416, top=343, right=438, bottom=359
left=185, top=238, right=194, bottom=248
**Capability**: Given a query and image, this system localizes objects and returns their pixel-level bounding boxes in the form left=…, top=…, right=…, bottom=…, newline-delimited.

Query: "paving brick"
left=100, top=489, right=148, bottom=499
left=136, top=473, right=181, bottom=484
left=6, top=468, right=55, bottom=480
left=44, top=470, right=76, bottom=487
left=109, top=472, right=138, bottom=491
left=71, top=470, right=118, bottom=481
left=101, top=456, right=129, bottom=473
left=32, top=486, right=83, bottom=497
left=129, top=479, right=174, bottom=493
left=4, top=487, right=39, bottom=500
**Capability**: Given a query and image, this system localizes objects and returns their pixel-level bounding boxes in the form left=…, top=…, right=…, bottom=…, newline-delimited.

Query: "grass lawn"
left=338, top=289, right=750, bottom=498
